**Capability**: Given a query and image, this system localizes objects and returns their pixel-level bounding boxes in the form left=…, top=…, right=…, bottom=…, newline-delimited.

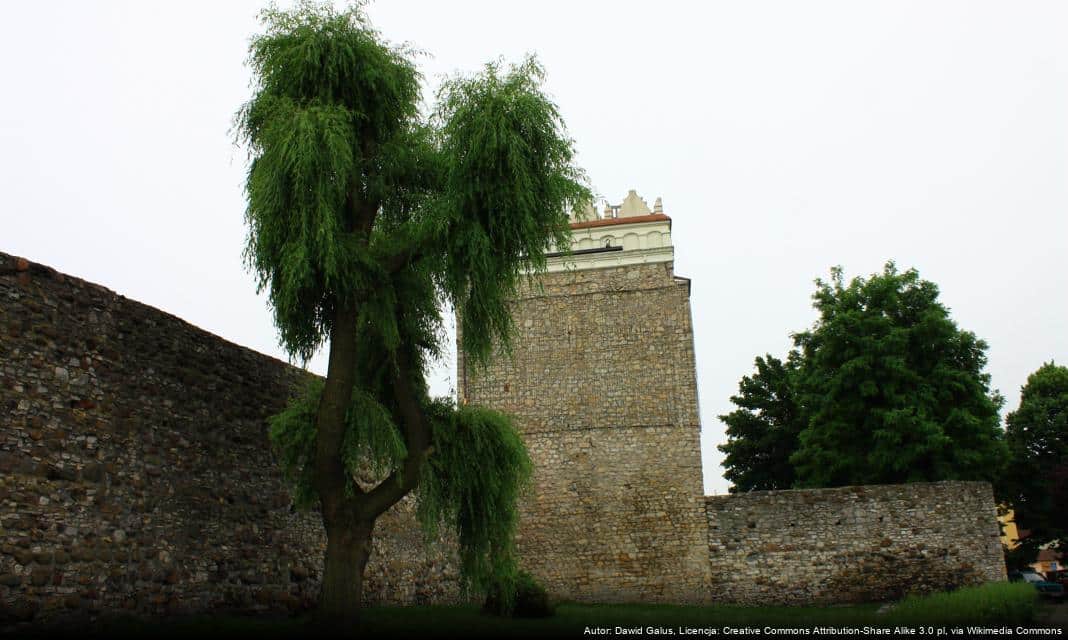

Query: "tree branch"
left=384, top=227, right=440, bottom=274
left=357, top=352, right=433, bottom=519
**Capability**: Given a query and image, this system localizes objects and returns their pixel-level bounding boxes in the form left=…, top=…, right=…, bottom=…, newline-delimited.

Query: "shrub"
left=482, top=571, right=554, bottom=618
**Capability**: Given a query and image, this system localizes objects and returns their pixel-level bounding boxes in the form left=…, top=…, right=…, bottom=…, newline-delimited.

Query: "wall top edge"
left=705, top=480, right=994, bottom=501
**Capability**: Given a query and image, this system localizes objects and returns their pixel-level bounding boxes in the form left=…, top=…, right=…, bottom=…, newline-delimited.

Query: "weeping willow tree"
left=235, top=1, right=589, bottom=622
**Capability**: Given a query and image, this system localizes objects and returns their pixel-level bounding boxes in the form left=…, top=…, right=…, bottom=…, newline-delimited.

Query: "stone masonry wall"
left=0, top=248, right=1009, bottom=624
left=459, top=262, right=710, bottom=603
left=0, top=252, right=458, bottom=628
left=705, top=481, right=1006, bottom=605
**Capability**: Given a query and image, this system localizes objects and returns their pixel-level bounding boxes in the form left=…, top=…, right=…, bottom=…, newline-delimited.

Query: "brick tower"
left=457, top=190, right=709, bottom=602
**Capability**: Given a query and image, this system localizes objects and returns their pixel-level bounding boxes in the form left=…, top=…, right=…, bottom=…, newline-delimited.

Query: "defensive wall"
left=0, top=192, right=1007, bottom=625
left=0, top=251, right=458, bottom=626
left=705, top=482, right=1005, bottom=605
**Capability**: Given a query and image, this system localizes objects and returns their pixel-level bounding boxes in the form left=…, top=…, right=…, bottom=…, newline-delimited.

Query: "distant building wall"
left=0, top=252, right=458, bottom=626
left=705, top=481, right=1007, bottom=605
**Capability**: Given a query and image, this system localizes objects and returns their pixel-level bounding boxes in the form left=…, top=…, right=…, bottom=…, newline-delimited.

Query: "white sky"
left=2, top=1, right=1066, bottom=495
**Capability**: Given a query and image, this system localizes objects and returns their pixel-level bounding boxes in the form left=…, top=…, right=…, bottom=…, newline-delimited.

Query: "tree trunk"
left=314, top=299, right=364, bottom=622
left=315, top=300, right=359, bottom=501
left=318, top=519, right=374, bottom=624
left=310, top=200, right=392, bottom=626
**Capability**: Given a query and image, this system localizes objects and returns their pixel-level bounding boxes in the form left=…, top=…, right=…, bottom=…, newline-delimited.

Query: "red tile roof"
left=570, top=213, right=671, bottom=230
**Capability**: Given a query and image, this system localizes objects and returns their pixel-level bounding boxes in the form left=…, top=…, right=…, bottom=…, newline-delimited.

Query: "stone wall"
left=0, top=252, right=458, bottom=627
left=705, top=481, right=1006, bottom=605
left=459, top=262, right=710, bottom=602
left=0, top=248, right=1009, bottom=625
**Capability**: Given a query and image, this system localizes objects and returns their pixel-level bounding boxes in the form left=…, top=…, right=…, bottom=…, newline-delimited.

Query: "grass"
left=886, top=581, right=1039, bottom=627
left=34, top=582, right=1040, bottom=639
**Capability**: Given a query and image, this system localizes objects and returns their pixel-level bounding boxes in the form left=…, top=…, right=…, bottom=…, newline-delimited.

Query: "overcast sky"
left=3, top=1, right=1065, bottom=495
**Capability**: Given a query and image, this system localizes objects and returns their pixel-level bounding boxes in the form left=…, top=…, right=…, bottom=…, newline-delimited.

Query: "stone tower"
left=457, top=190, right=709, bottom=602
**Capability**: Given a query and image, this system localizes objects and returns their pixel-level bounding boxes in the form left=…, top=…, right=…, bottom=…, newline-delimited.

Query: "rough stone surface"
left=705, top=481, right=1007, bottom=605
left=0, top=249, right=1008, bottom=625
left=0, top=251, right=459, bottom=627
left=459, top=262, right=710, bottom=603
left=460, top=261, right=1006, bottom=606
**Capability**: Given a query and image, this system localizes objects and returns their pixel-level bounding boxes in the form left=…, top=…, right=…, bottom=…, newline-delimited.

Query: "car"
left=1009, top=570, right=1066, bottom=601
left=1046, top=569, right=1068, bottom=590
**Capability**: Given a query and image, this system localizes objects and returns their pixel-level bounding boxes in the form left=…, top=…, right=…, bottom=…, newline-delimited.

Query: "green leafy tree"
left=720, top=262, right=1008, bottom=492
left=717, top=352, right=804, bottom=492
left=1002, top=362, right=1068, bottom=559
left=789, top=262, right=1007, bottom=487
left=235, top=2, right=588, bottom=621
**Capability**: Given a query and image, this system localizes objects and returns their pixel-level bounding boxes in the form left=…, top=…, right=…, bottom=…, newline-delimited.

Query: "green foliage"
left=790, top=262, right=1006, bottom=487
left=1003, top=542, right=1039, bottom=571
left=267, top=379, right=321, bottom=509
left=269, top=386, right=532, bottom=596
left=237, top=3, right=588, bottom=366
left=721, top=262, right=1007, bottom=491
left=268, top=379, right=407, bottom=509
left=482, top=570, right=554, bottom=618
left=237, top=1, right=423, bottom=362
left=718, top=352, right=804, bottom=492
left=435, top=57, right=590, bottom=366
left=418, top=403, right=532, bottom=600
left=1001, top=362, right=1068, bottom=558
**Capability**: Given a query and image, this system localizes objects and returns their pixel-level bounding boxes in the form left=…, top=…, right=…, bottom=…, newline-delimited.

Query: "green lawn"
left=45, top=582, right=1042, bottom=639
